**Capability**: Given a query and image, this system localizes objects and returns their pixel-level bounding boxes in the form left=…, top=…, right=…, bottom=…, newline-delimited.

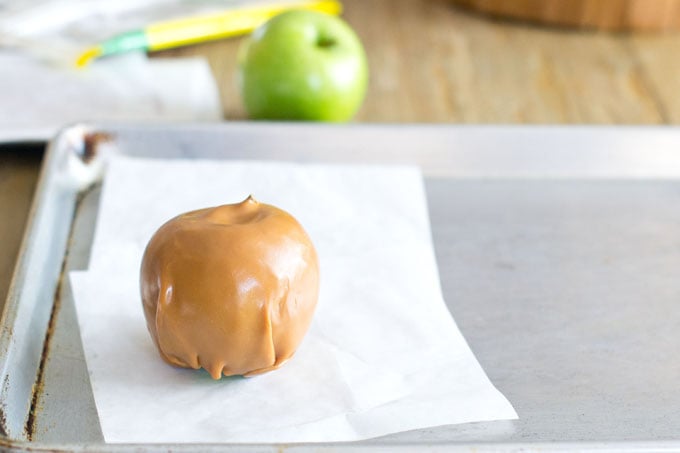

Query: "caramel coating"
left=140, top=196, right=319, bottom=379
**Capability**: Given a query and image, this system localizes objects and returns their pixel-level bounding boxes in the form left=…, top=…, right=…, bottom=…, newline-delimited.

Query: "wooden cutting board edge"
left=450, top=0, right=680, bottom=31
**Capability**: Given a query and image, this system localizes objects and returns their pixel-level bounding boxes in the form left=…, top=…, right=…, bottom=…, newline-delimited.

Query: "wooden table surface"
left=2, top=0, right=680, bottom=305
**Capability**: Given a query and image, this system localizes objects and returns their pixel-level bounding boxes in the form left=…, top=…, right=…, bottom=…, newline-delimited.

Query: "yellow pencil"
left=76, top=0, right=342, bottom=67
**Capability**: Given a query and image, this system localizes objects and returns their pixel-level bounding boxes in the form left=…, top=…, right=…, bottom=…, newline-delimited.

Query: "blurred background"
left=174, top=0, right=680, bottom=124
left=2, top=0, right=680, bottom=302
left=2, top=0, right=680, bottom=132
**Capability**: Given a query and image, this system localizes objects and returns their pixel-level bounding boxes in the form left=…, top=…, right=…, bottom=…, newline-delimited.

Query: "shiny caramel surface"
left=140, top=196, right=319, bottom=378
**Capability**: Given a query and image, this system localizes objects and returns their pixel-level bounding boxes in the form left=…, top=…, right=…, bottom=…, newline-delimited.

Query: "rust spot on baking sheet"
left=0, top=325, right=13, bottom=358
left=81, top=132, right=112, bottom=164
left=0, top=408, right=7, bottom=438
left=23, top=272, right=61, bottom=441
left=23, top=193, right=86, bottom=441
left=23, top=301, right=56, bottom=440
left=0, top=375, right=10, bottom=436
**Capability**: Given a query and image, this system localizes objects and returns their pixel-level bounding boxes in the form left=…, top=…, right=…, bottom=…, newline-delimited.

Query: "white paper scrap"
left=0, top=52, right=221, bottom=142
left=70, top=155, right=517, bottom=443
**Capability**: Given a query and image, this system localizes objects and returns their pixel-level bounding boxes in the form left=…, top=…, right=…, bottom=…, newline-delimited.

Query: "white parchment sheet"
left=70, top=155, right=517, bottom=443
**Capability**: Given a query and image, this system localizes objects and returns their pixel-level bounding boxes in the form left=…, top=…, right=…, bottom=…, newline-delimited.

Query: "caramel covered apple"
left=140, top=196, right=319, bottom=379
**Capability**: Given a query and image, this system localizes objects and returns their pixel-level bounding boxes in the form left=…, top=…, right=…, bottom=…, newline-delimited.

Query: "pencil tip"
left=75, top=47, right=101, bottom=69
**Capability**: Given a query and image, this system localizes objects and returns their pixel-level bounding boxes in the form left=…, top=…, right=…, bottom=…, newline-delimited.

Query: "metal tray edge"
left=0, top=123, right=104, bottom=442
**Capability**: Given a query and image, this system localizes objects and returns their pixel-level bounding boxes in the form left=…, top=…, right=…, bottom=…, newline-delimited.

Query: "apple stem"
left=316, top=36, right=336, bottom=48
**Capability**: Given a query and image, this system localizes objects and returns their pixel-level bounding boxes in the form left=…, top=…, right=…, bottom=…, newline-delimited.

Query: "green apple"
left=237, top=10, right=368, bottom=122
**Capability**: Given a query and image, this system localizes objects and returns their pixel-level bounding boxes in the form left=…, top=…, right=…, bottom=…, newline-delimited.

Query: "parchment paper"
left=69, top=155, right=517, bottom=443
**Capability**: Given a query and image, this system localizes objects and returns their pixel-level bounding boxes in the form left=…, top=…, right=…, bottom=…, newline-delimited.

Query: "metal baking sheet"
left=2, top=123, right=680, bottom=451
